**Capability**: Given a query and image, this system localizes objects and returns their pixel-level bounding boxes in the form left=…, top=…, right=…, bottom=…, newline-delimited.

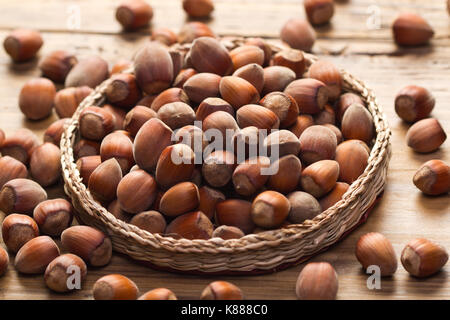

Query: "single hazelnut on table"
left=215, top=199, right=255, bottom=234
left=88, top=158, right=123, bottom=204
left=202, top=150, right=237, bottom=188
left=198, top=186, right=225, bottom=220
left=33, top=199, right=74, bottom=236
left=300, top=160, right=340, bottom=198
left=65, top=55, right=109, bottom=89
left=39, top=50, right=77, bottom=83
left=183, top=72, right=221, bottom=103
left=264, top=130, right=301, bottom=157
left=151, top=87, right=190, bottom=112
left=2, top=213, right=39, bottom=253
left=0, top=178, right=47, bottom=215
left=260, top=92, right=299, bottom=128
left=284, top=79, right=328, bottom=115
left=79, top=106, right=115, bottom=141
left=262, top=66, right=296, bottom=95
left=272, top=49, right=306, bottom=79
left=110, top=59, right=132, bottom=75
left=287, top=191, right=322, bottom=224
left=178, top=22, right=215, bottom=44
left=233, top=63, right=264, bottom=94
left=157, top=102, right=196, bottom=130
left=105, top=73, right=141, bottom=109
left=165, top=211, right=213, bottom=240
left=267, top=155, right=302, bottom=194
left=93, top=274, right=139, bottom=300
left=280, top=18, right=316, bottom=52
left=44, top=118, right=69, bottom=146
left=123, top=105, right=157, bottom=137
left=100, top=131, right=134, bottom=175
left=336, top=92, right=364, bottom=124
left=319, top=182, right=350, bottom=211
left=44, top=254, right=87, bottom=293
left=14, top=236, right=60, bottom=274
left=296, top=262, right=338, bottom=300
left=139, top=288, right=177, bottom=300
left=0, top=156, right=28, bottom=189
left=232, top=156, right=271, bottom=196
left=401, top=238, right=448, bottom=278
left=159, top=182, right=200, bottom=217
left=298, top=125, right=337, bottom=165
left=308, top=60, right=342, bottom=101
left=355, top=232, right=398, bottom=276
left=117, top=169, right=157, bottom=214
left=61, top=225, right=112, bottom=267
left=130, top=210, right=166, bottom=234
left=245, top=37, right=272, bottom=66
left=182, top=0, right=214, bottom=18
left=76, top=155, right=101, bottom=183
left=115, top=0, right=153, bottom=30
left=155, top=144, right=196, bottom=189
left=3, top=29, right=43, bottom=62
left=201, top=281, right=244, bottom=300
left=190, top=37, right=233, bottom=76
left=289, top=114, right=314, bottom=138
left=251, top=190, right=290, bottom=229
left=54, top=86, right=93, bottom=119
left=406, top=118, right=447, bottom=153
left=151, top=27, right=178, bottom=46
left=229, top=45, right=265, bottom=71
left=341, top=103, right=374, bottom=145
left=212, top=225, right=245, bottom=240
left=19, top=78, right=56, bottom=120
left=304, top=0, right=335, bottom=26
left=392, top=12, right=434, bottom=47
left=335, top=140, right=370, bottom=184
left=29, top=142, right=61, bottom=187
left=0, top=247, right=8, bottom=276
left=395, top=85, right=435, bottom=123
left=220, top=76, right=260, bottom=110
left=236, top=104, right=280, bottom=130
left=413, top=160, right=450, bottom=196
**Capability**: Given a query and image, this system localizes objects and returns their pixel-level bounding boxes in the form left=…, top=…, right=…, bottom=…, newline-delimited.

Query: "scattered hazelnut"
left=2, top=213, right=39, bottom=253
left=289, top=114, right=314, bottom=138
left=236, top=104, right=280, bottom=130
left=0, top=247, right=8, bottom=276
left=15, top=236, right=60, bottom=274
left=3, top=29, right=43, bottom=62
left=182, top=0, right=214, bottom=18
left=212, top=225, right=245, bottom=240
left=264, top=130, right=301, bottom=157
left=151, top=28, right=178, bottom=46
left=19, top=78, right=56, bottom=120
left=174, top=68, right=198, bottom=88
left=123, top=105, right=157, bottom=137
left=336, top=92, right=364, bottom=124
left=395, top=85, right=435, bottom=123
left=244, top=37, right=272, bottom=66
left=76, top=155, right=102, bottom=183
left=198, top=186, right=225, bottom=220
left=406, top=118, right=447, bottom=153
left=44, top=254, right=87, bottom=292
left=100, top=131, right=134, bottom=174
left=29, top=143, right=61, bottom=187
left=107, top=199, right=133, bottom=223
left=392, top=12, right=434, bottom=47
left=155, top=144, right=196, bottom=189
left=296, top=262, right=338, bottom=300
left=0, top=128, right=39, bottom=164
left=201, top=281, right=244, bottom=300
left=79, top=106, right=115, bottom=141
left=202, top=151, right=237, bottom=188
left=105, top=73, right=141, bottom=109
left=93, top=274, right=139, bottom=300
left=232, top=156, right=271, bottom=196
left=280, top=18, right=316, bottom=52
left=304, top=0, right=335, bottom=25
left=260, top=92, right=299, bottom=128
left=413, top=160, right=450, bottom=196
left=322, top=124, right=342, bottom=143
left=157, top=102, right=196, bottom=130
left=65, top=55, right=109, bottom=88
left=190, top=37, right=233, bottom=76
left=196, top=97, right=234, bottom=122
left=202, top=110, right=239, bottom=141
left=229, top=45, right=265, bottom=71
left=33, top=199, right=73, bottom=236
left=116, top=0, right=153, bottom=30
left=44, top=118, right=69, bottom=146
left=178, top=22, right=215, bottom=44
left=0, top=156, right=28, bottom=189
left=54, top=86, right=93, bottom=118
left=267, top=155, right=302, bottom=194
left=139, top=288, right=177, bottom=300
left=110, top=59, right=132, bottom=75
left=151, top=88, right=190, bottom=112
left=39, top=50, right=77, bottom=83
left=0, top=178, right=47, bottom=215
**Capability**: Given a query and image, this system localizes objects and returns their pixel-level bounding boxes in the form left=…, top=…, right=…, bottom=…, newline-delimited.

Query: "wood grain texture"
left=0, top=0, right=449, bottom=300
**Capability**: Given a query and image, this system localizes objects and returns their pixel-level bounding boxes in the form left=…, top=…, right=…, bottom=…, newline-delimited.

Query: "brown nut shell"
left=19, top=78, right=56, bottom=120
left=54, top=86, right=93, bottom=119
left=300, top=160, right=339, bottom=198
left=116, top=0, right=153, bottom=30
left=298, top=125, right=337, bottom=165
left=44, top=254, right=87, bottom=292
left=319, top=182, right=350, bottom=211
left=88, top=158, right=123, bottom=203
left=139, top=288, right=177, bottom=300
left=0, top=156, right=28, bottom=189
left=0, top=178, right=47, bottom=215
left=335, top=140, right=369, bottom=184
left=280, top=19, right=316, bottom=52
left=165, top=211, right=213, bottom=240
left=65, top=55, right=109, bottom=88
left=201, top=281, right=244, bottom=300
left=215, top=199, right=255, bottom=234
left=406, top=118, right=447, bottom=153
left=284, top=79, right=328, bottom=115
left=33, top=199, right=73, bottom=236
left=2, top=213, right=39, bottom=253
left=155, top=144, right=195, bottom=189
left=287, top=191, right=321, bottom=224
left=117, top=170, right=157, bottom=214
left=395, top=85, right=435, bottom=123
left=15, top=236, right=60, bottom=274
left=220, top=76, right=260, bottom=110
left=29, top=143, right=61, bottom=187
left=393, top=12, right=434, bottom=47
left=190, top=37, right=232, bottom=76
left=296, top=262, right=338, bottom=300
left=159, top=182, right=200, bottom=217
left=413, top=160, right=450, bottom=196
left=251, top=190, right=290, bottom=229
left=93, top=274, right=139, bottom=300
left=39, top=50, right=77, bottom=83
left=3, top=29, right=43, bottom=62
left=130, top=210, right=166, bottom=234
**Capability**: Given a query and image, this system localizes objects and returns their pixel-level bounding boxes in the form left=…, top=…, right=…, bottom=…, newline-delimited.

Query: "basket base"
left=124, top=192, right=384, bottom=276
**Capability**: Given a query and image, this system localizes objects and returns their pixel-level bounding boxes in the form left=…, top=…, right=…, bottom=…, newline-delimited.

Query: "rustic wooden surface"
left=0, top=0, right=449, bottom=300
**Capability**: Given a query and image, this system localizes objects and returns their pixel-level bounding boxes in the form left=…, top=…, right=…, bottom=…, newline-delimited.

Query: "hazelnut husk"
left=284, top=79, right=328, bottom=115
left=33, top=199, right=73, bottom=236
left=93, top=274, right=139, bottom=300
left=406, top=118, right=447, bottom=153
left=116, top=0, right=153, bottom=30
left=44, top=254, right=87, bottom=292
left=287, top=191, right=322, bottom=224
left=29, top=143, right=61, bottom=187
left=130, top=210, right=166, bottom=234
left=392, top=12, right=434, bottom=47
left=0, top=156, right=28, bottom=189
left=139, top=288, right=177, bottom=300
left=251, top=190, right=290, bottom=229
left=19, top=78, right=56, bottom=120
left=262, top=66, right=296, bottom=95
left=39, top=50, right=77, bottom=83
left=88, top=158, right=123, bottom=204
left=15, top=236, right=60, bottom=274
left=0, top=178, right=47, bottom=215
left=3, top=29, right=43, bottom=62
left=201, top=281, right=244, bottom=300
left=215, top=199, right=255, bottom=234
left=395, top=85, right=435, bottom=123
left=296, top=262, right=338, bottom=300
left=2, top=213, right=39, bottom=253
left=413, top=159, right=450, bottom=196
left=54, top=86, right=93, bottom=118
left=183, top=72, right=221, bottom=103
left=165, top=211, right=213, bottom=240
left=298, top=125, right=337, bottom=165
left=280, top=18, right=316, bottom=52
left=65, top=55, right=109, bottom=88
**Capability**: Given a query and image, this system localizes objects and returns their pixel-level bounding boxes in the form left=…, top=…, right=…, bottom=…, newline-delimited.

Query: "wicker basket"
left=60, top=38, right=391, bottom=274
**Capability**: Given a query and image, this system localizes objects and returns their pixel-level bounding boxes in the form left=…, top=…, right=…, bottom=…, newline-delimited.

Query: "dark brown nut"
left=296, top=262, right=338, bottom=300
left=183, top=72, right=221, bottom=103
left=33, top=199, right=73, bottom=236
left=284, top=79, right=328, bottom=114
left=299, top=125, right=337, bottom=165
left=395, top=85, right=435, bottom=123
left=133, top=118, right=173, bottom=172
left=2, top=213, right=39, bottom=253
left=61, top=225, right=112, bottom=266
left=220, top=76, right=260, bottom=109
left=198, top=186, right=225, bottom=220
left=251, top=190, right=290, bottom=229
left=300, top=160, right=339, bottom=198
left=289, top=114, right=314, bottom=138
left=117, top=170, right=157, bottom=214
left=0, top=156, right=28, bottom=189
left=212, top=225, right=245, bottom=240
left=237, top=104, right=280, bottom=130
left=151, top=27, right=178, bottom=46
left=341, top=103, right=374, bottom=145
left=319, top=182, right=349, bottom=211
left=413, top=159, right=450, bottom=196
left=336, top=92, right=364, bottom=124
left=39, top=50, right=77, bottom=83
left=19, top=78, right=56, bottom=120
left=159, top=182, right=200, bottom=217
left=232, top=126, right=259, bottom=160
left=103, top=105, right=127, bottom=131
left=304, top=0, right=335, bottom=25
left=233, top=63, right=264, bottom=93
left=79, top=106, right=115, bottom=141
left=196, top=97, right=234, bottom=121
left=267, top=155, right=302, bottom=194
left=232, top=157, right=271, bottom=196
left=245, top=37, right=272, bottom=66
left=116, top=0, right=153, bottom=30
left=151, top=88, right=190, bottom=112
left=202, top=111, right=239, bottom=141
left=165, top=211, right=213, bottom=240
left=123, top=105, right=157, bottom=136
left=260, top=92, right=299, bottom=128
left=229, top=45, right=265, bottom=71
left=182, top=0, right=214, bottom=18
left=262, top=66, right=296, bottom=95
left=178, top=22, right=215, bottom=44
left=280, top=18, right=316, bottom=52
left=323, top=124, right=342, bottom=143
left=100, top=131, right=134, bottom=174
left=130, top=210, right=166, bottom=234
left=0, top=247, right=8, bottom=276
left=44, top=118, right=69, bottom=146
left=272, top=49, right=306, bottom=78
left=74, top=139, right=100, bottom=159
left=202, top=151, right=237, bottom=188
left=155, top=144, right=195, bottom=189
left=264, top=130, right=301, bottom=157
left=134, top=42, right=174, bottom=95
left=157, top=102, right=195, bottom=130
left=308, top=60, right=342, bottom=101
left=0, top=128, right=39, bottom=165
left=174, top=68, right=197, bottom=88
left=190, top=37, right=232, bottom=76
left=93, top=274, right=139, bottom=300
left=201, top=281, right=244, bottom=300
left=44, top=254, right=87, bottom=293
left=406, top=118, right=447, bottom=153
left=335, top=140, right=369, bottom=184
left=15, top=236, right=60, bottom=274
left=65, top=55, right=109, bottom=88
left=111, top=59, right=132, bottom=75
left=88, top=158, right=123, bottom=203
left=3, top=29, right=43, bottom=62
left=107, top=199, right=133, bottom=223
left=76, top=155, right=101, bottom=184
left=0, top=178, right=47, bottom=215
left=215, top=199, right=255, bottom=234
left=314, top=104, right=335, bottom=125
left=393, top=12, right=434, bottom=47
left=54, top=86, right=93, bottom=118
left=29, top=143, right=61, bottom=187
left=105, top=74, right=141, bottom=109
left=287, top=191, right=321, bottom=224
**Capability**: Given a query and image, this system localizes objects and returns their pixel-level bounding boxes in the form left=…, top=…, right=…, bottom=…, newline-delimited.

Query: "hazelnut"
left=401, top=238, right=448, bottom=278
left=104, top=105, right=126, bottom=132
left=395, top=85, right=435, bottom=123
left=314, top=104, right=335, bottom=125
left=93, top=274, right=139, bottom=300
left=0, top=128, right=39, bottom=164
left=183, top=72, right=221, bottom=103
left=245, top=37, right=272, bottom=66
left=202, top=151, right=237, bottom=188
left=19, top=78, right=56, bottom=120
left=190, top=37, right=232, bottom=76
left=29, top=143, right=61, bottom=187
left=301, top=160, right=339, bottom=198
left=406, top=118, right=447, bottom=153
left=341, top=103, right=374, bottom=144
left=175, top=125, right=208, bottom=154
left=280, top=18, right=316, bottom=52
left=174, top=68, right=198, bottom=88
left=123, top=105, right=157, bottom=137
left=165, top=211, right=213, bottom=240
left=229, top=45, right=265, bottom=71
left=336, top=92, right=364, bottom=124
left=262, top=66, right=296, bottom=95
left=105, top=73, right=141, bottom=109
left=2, top=214, right=39, bottom=253
left=233, top=63, right=264, bottom=93
left=139, top=288, right=177, bottom=300
left=74, top=138, right=99, bottom=159
left=0, top=178, right=47, bottom=215
left=88, top=158, right=123, bottom=203
left=220, top=76, right=260, bottom=109
left=65, top=55, right=109, bottom=88
left=202, top=110, right=239, bottom=142
left=196, top=97, right=234, bottom=121
left=151, top=88, right=190, bottom=112
left=392, top=12, right=434, bottom=47
left=296, top=262, right=338, bottom=300
left=130, top=210, right=166, bottom=234
left=308, top=60, right=342, bottom=101
left=44, top=118, right=69, bottom=146
left=157, top=102, right=196, bottom=130
left=335, top=139, right=369, bottom=183
left=182, top=0, right=214, bottom=18
left=54, top=86, right=93, bottom=118
left=232, top=126, right=260, bottom=160
left=287, top=191, right=321, bottom=224
left=136, top=94, right=158, bottom=108
left=15, top=236, right=60, bottom=274
left=159, top=182, right=200, bottom=217
left=100, top=131, right=134, bottom=174
left=215, top=199, right=255, bottom=234
left=108, top=199, right=133, bottom=223
left=319, top=182, right=350, bottom=211
left=115, top=0, right=153, bottom=30
left=117, top=169, right=157, bottom=214
left=198, top=186, right=225, bottom=220
left=284, top=79, right=328, bottom=114
left=236, top=104, right=280, bottom=130
left=76, top=155, right=101, bottom=184
left=61, top=225, right=112, bottom=267
left=271, top=49, right=306, bottom=78
left=289, top=114, right=314, bottom=138
left=79, top=106, right=115, bottom=141
left=232, top=156, right=271, bottom=196
left=156, top=144, right=195, bottom=189
left=3, top=29, right=43, bottom=62
left=267, top=155, right=302, bottom=194
left=260, top=92, right=299, bottom=128
left=251, top=190, right=290, bottom=229
left=304, top=0, right=335, bottom=25
left=111, top=59, right=132, bottom=75
left=355, top=232, right=398, bottom=276
left=264, top=130, right=301, bottom=157
left=178, top=22, right=215, bottom=44
left=151, top=28, right=178, bottom=46
left=323, top=124, right=342, bottom=143
left=413, top=159, right=450, bottom=196
left=39, top=50, right=77, bottom=83
left=298, top=125, right=337, bottom=165
left=45, top=254, right=87, bottom=293
left=0, top=156, right=28, bottom=189
left=212, top=225, right=245, bottom=240
left=33, top=199, right=73, bottom=236
left=0, top=247, right=8, bottom=276
left=201, top=281, right=244, bottom=300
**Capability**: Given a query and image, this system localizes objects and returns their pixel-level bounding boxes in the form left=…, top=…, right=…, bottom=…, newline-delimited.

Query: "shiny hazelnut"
left=272, top=49, right=306, bottom=78
left=264, top=130, right=301, bottom=157
left=260, top=92, right=299, bottom=128
left=182, top=0, right=214, bottom=18
left=304, top=0, right=335, bottom=25
left=93, top=274, right=139, bottom=300
left=33, top=199, right=73, bottom=236
left=196, top=97, right=234, bottom=121
left=19, top=78, right=56, bottom=120
left=3, top=28, right=43, bottom=62
left=105, top=73, right=141, bottom=109
left=393, top=12, right=434, bottom=47
left=100, top=131, right=134, bottom=174
left=229, top=45, right=265, bottom=71
left=335, top=140, right=369, bottom=184
left=151, top=28, right=178, bottom=46
left=183, top=72, right=221, bottom=103
left=233, top=63, right=264, bottom=93
left=212, top=225, right=244, bottom=240
left=76, top=155, right=101, bottom=184
left=0, top=178, right=47, bottom=215
left=79, top=106, right=115, bottom=141
left=287, top=191, right=321, bottom=224
left=284, top=79, right=328, bottom=114
left=65, top=55, right=109, bottom=88
left=245, top=37, right=272, bottom=66
left=0, top=156, right=28, bottom=189
left=139, top=288, right=177, bottom=300
left=220, top=76, right=260, bottom=109
left=190, top=37, right=232, bottom=76
left=319, top=182, right=349, bottom=211
left=157, top=102, right=195, bottom=130
left=215, top=199, right=255, bottom=234
left=296, top=262, right=338, bottom=300
left=0, top=128, right=39, bottom=165
left=262, top=66, right=296, bottom=95
left=395, top=85, right=435, bottom=123
left=123, top=105, right=157, bottom=137
left=341, top=103, right=374, bottom=145
left=117, top=169, right=157, bottom=214
left=201, top=281, right=244, bottom=300
left=178, top=22, right=215, bottom=44
left=44, top=118, right=69, bottom=146
left=155, top=144, right=195, bottom=189
left=280, top=18, right=316, bottom=52
left=308, top=60, right=342, bottom=101
left=267, top=155, right=302, bottom=194
left=44, top=253, right=87, bottom=292
left=174, top=68, right=198, bottom=88
left=406, top=118, right=446, bottom=153
left=104, top=104, right=127, bottom=131
left=300, top=160, right=339, bottom=198
left=298, top=125, right=337, bottom=165
left=15, top=236, right=60, bottom=274
left=237, top=104, right=280, bottom=130
left=74, top=139, right=100, bottom=159
left=198, top=186, right=225, bottom=220
left=29, top=143, right=61, bottom=187
left=413, top=160, right=450, bottom=196
left=336, top=92, right=364, bottom=124
left=151, top=88, right=190, bottom=112
left=116, top=0, right=153, bottom=30
left=39, top=50, right=77, bottom=83
left=54, top=86, right=93, bottom=118
left=174, top=125, right=207, bottom=154
left=130, top=210, right=166, bottom=234
left=165, top=211, right=213, bottom=240
left=251, top=190, right=290, bottom=229
left=111, top=59, right=132, bottom=75
left=88, top=158, right=123, bottom=203
left=159, top=182, right=199, bottom=217
left=232, top=156, right=271, bottom=196
left=202, top=110, right=239, bottom=142
left=289, top=114, right=314, bottom=138
left=2, top=213, right=39, bottom=253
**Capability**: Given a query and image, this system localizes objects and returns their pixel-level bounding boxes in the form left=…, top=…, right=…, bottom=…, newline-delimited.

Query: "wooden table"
left=0, top=0, right=449, bottom=300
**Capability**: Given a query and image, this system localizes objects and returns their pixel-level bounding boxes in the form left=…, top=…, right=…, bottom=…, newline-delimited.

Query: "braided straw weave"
left=60, top=38, right=391, bottom=274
